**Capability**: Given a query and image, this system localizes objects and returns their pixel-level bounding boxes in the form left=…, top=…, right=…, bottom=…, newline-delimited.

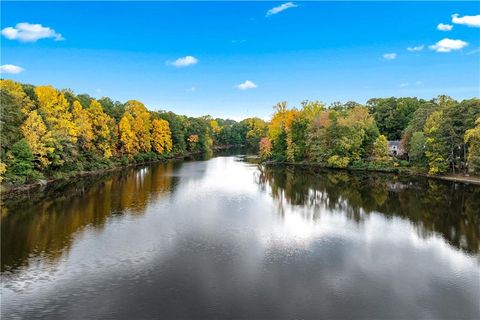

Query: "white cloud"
left=236, top=80, right=257, bottom=90
left=407, top=45, right=424, bottom=52
left=429, top=38, right=468, bottom=52
left=437, top=23, right=453, bottom=31
left=266, top=2, right=298, bottom=16
left=167, top=56, right=198, bottom=67
left=1, top=22, right=64, bottom=42
left=400, top=82, right=409, bottom=88
left=187, top=87, right=196, bottom=92
left=383, top=53, right=397, bottom=60
left=451, top=14, right=480, bottom=28
left=0, top=64, right=25, bottom=74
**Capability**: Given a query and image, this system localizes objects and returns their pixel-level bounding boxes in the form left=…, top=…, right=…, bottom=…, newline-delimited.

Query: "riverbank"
left=0, top=145, right=248, bottom=198
left=0, top=152, right=199, bottom=198
left=262, top=160, right=480, bottom=185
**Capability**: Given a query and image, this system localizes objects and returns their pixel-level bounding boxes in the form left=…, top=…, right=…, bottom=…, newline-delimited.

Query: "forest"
left=260, top=97, right=480, bottom=175
left=0, top=79, right=479, bottom=186
left=0, top=80, right=267, bottom=185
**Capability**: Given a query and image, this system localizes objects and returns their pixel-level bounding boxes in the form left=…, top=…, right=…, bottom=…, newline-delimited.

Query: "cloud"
left=437, top=23, right=453, bottom=31
left=167, top=56, right=198, bottom=67
left=266, top=2, right=298, bottom=16
left=1, top=22, right=64, bottom=42
left=407, top=45, right=424, bottom=52
left=187, top=87, right=196, bottom=92
left=466, top=48, right=480, bottom=55
left=399, top=82, right=409, bottom=88
left=236, top=80, right=257, bottom=90
left=429, top=38, right=468, bottom=52
left=451, top=14, right=480, bottom=28
left=383, top=53, right=397, bottom=60
left=0, top=64, right=25, bottom=74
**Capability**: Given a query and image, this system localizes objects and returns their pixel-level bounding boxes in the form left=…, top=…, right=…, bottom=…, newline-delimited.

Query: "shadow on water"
left=256, top=165, right=480, bottom=254
left=1, top=161, right=182, bottom=272
left=0, top=148, right=246, bottom=272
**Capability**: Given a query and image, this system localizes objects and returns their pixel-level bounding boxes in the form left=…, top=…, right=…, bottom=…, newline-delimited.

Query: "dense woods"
left=259, top=97, right=480, bottom=175
left=1, top=80, right=479, bottom=186
left=0, top=80, right=267, bottom=185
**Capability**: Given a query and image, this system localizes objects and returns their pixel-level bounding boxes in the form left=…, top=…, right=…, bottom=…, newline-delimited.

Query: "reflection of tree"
left=1, top=162, right=175, bottom=272
left=257, top=165, right=480, bottom=254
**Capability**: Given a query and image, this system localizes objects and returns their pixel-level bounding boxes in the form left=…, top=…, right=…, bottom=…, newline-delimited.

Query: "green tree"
left=409, top=132, right=426, bottom=166
left=5, top=139, right=42, bottom=184
left=465, top=118, right=480, bottom=174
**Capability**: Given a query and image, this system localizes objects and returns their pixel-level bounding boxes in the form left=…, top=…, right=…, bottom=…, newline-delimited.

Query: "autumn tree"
left=124, top=100, right=152, bottom=153
left=373, top=135, right=390, bottom=162
left=151, top=119, right=173, bottom=154
left=88, top=100, right=114, bottom=158
left=72, top=101, right=94, bottom=151
left=21, top=110, right=55, bottom=168
left=118, top=113, right=136, bottom=156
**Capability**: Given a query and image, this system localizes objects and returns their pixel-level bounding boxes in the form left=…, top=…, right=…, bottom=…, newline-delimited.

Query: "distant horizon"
left=1, top=1, right=479, bottom=119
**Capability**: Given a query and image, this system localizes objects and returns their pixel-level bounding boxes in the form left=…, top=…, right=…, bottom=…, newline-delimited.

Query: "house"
left=387, top=140, right=404, bottom=157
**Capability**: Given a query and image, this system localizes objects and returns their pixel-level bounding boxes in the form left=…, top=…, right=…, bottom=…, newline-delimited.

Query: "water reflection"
left=1, top=155, right=479, bottom=319
left=257, top=165, right=480, bottom=254
left=1, top=161, right=177, bottom=272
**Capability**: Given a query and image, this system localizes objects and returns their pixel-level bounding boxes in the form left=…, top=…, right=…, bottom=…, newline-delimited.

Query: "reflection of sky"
left=2, top=156, right=479, bottom=319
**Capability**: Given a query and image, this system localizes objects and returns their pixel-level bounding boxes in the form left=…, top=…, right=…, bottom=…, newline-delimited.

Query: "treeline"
left=259, top=97, right=480, bottom=175
left=2, top=80, right=479, bottom=185
left=0, top=80, right=267, bottom=185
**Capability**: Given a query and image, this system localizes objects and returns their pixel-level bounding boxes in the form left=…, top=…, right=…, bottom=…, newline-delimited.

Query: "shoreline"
left=0, top=152, right=199, bottom=198
left=0, top=145, right=246, bottom=198
left=3, top=153, right=479, bottom=199
left=262, top=161, right=480, bottom=186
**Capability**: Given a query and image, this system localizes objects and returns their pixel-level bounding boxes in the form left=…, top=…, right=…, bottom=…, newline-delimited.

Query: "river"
left=1, top=153, right=479, bottom=319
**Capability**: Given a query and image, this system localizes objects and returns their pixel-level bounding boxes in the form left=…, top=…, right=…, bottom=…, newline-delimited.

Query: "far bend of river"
left=1, top=153, right=479, bottom=319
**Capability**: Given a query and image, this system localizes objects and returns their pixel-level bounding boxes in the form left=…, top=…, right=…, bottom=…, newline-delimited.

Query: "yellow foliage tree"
left=87, top=100, right=114, bottom=158
left=21, top=110, right=55, bottom=168
left=119, top=113, right=136, bottom=156
left=125, top=100, right=152, bottom=153
left=268, top=101, right=298, bottom=142
left=0, top=79, right=35, bottom=115
left=34, top=86, right=78, bottom=144
left=151, top=119, right=173, bottom=154
left=72, top=101, right=94, bottom=150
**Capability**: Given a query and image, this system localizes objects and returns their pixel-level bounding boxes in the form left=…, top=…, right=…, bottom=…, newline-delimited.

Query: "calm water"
left=1, top=154, right=479, bottom=319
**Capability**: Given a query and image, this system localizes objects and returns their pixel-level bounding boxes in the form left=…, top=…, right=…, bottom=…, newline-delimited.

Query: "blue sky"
left=1, top=1, right=479, bottom=120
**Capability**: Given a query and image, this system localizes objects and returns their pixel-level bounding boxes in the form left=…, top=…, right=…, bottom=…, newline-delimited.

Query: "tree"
left=367, top=97, right=422, bottom=140
left=118, top=113, right=136, bottom=156
left=409, top=132, right=426, bottom=165
left=0, top=89, right=24, bottom=158
left=88, top=100, right=114, bottom=158
left=34, top=86, right=78, bottom=144
left=373, top=135, right=389, bottom=162
left=72, top=101, right=94, bottom=151
left=242, top=118, right=267, bottom=149
left=21, top=110, right=55, bottom=168
left=124, top=100, right=152, bottom=153
left=151, top=119, right=173, bottom=154
left=259, top=138, right=272, bottom=160
left=0, top=79, right=35, bottom=115
left=465, top=118, right=480, bottom=174
left=424, top=111, right=448, bottom=174
left=4, top=139, right=41, bottom=183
